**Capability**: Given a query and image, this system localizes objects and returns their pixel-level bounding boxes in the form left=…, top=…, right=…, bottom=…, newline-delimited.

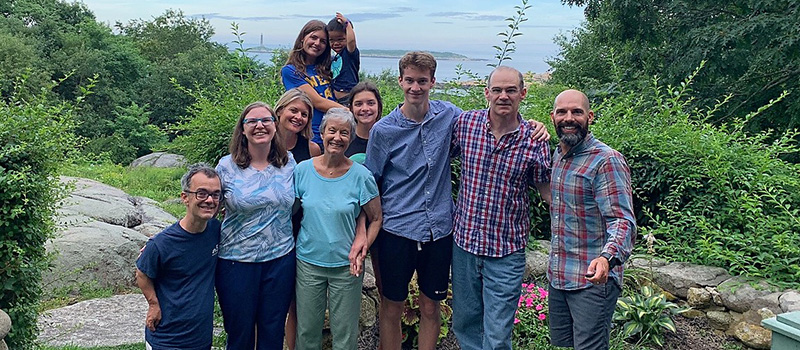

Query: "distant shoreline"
left=244, top=46, right=487, bottom=61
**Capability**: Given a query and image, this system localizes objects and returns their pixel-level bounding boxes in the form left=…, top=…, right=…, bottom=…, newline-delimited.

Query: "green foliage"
left=489, top=0, right=532, bottom=68
left=613, top=286, right=685, bottom=347
left=552, top=0, right=800, bottom=146
left=1, top=84, right=79, bottom=349
left=591, top=69, right=800, bottom=287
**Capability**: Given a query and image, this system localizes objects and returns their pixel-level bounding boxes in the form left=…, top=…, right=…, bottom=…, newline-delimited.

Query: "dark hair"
left=181, top=163, right=219, bottom=192
left=399, top=51, right=436, bottom=79
left=285, top=20, right=332, bottom=81
left=348, top=81, right=383, bottom=119
left=228, top=102, right=289, bottom=169
left=326, top=17, right=346, bottom=33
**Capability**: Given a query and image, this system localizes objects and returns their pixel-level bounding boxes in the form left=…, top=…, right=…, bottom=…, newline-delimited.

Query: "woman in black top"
left=276, top=88, right=321, bottom=162
left=344, top=81, right=383, bottom=164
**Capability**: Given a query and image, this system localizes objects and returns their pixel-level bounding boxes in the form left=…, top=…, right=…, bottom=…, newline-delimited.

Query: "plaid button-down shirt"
left=452, top=109, right=551, bottom=257
left=548, top=133, right=637, bottom=290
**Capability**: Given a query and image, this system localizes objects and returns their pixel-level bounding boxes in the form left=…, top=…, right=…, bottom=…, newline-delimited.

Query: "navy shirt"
left=364, top=100, right=463, bottom=242
left=332, top=47, right=360, bottom=93
left=136, top=219, right=221, bottom=350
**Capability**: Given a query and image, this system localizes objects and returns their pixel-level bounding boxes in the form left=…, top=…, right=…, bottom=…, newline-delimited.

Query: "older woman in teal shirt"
left=293, top=108, right=382, bottom=350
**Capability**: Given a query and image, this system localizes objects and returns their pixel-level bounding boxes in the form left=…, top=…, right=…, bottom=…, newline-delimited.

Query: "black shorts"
left=377, top=230, right=453, bottom=302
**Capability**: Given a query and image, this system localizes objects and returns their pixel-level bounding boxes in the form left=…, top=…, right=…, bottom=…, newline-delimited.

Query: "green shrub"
left=0, top=87, right=79, bottom=349
left=592, top=69, right=800, bottom=288
left=614, top=285, right=685, bottom=347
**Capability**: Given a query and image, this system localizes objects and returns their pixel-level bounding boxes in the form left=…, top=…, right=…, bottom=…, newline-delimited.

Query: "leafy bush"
left=592, top=68, right=800, bottom=288
left=614, top=285, right=684, bottom=347
left=0, top=86, right=79, bottom=349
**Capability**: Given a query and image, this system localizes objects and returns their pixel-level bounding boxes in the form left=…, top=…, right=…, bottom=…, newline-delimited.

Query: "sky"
left=79, top=0, right=586, bottom=71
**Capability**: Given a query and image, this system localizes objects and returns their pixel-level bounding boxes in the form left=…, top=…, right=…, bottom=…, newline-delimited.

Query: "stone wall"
left=524, top=240, right=800, bottom=350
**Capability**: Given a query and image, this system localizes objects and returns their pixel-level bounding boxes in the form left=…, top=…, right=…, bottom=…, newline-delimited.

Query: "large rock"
left=44, top=221, right=148, bottom=291
left=651, top=262, right=731, bottom=299
left=687, top=287, right=712, bottom=308
left=731, top=321, right=771, bottom=349
left=130, top=152, right=187, bottom=168
left=706, top=310, right=733, bottom=330
left=45, top=177, right=177, bottom=293
left=779, top=291, right=800, bottom=312
left=38, top=294, right=147, bottom=347
left=524, top=240, right=550, bottom=279
left=0, top=309, right=10, bottom=339
left=718, top=277, right=777, bottom=313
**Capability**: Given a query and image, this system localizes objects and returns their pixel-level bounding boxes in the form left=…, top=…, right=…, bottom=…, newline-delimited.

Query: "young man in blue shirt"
left=136, top=163, right=222, bottom=350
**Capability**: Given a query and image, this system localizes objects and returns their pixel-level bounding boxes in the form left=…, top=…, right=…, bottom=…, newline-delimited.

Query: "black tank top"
left=290, top=134, right=312, bottom=163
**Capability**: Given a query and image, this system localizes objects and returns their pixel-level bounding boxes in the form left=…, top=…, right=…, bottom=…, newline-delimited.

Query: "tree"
left=551, top=0, right=800, bottom=141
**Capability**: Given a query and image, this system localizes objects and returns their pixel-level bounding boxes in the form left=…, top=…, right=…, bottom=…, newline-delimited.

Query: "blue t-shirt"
left=332, top=47, right=360, bottom=93
left=136, top=219, right=221, bottom=350
left=281, top=64, right=335, bottom=145
left=294, top=159, right=379, bottom=267
left=216, top=154, right=295, bottom=262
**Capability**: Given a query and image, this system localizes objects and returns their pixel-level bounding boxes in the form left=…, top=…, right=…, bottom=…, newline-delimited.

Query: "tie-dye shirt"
left=216, top=154, right=296, bottom=262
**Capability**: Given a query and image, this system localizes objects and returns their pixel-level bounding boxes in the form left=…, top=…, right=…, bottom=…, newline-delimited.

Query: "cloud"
left=428, top=11, right=505, bottom=21
left=190, top=12, right=282, bottom=21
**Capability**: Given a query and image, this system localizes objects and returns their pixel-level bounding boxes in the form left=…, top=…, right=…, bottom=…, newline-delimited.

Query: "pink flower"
left=521, top=283, right=528, bottom=288
left=525, top=298, right=534, bottom=308
left=536, top=304, right=543, bottom=311
left=514, top=318, right=520, bottom=324
left=538, top=314, right=547, bottom=321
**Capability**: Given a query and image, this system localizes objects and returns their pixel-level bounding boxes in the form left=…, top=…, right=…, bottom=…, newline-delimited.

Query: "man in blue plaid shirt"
left=547, top=89, right=637, bottom=350
left=450, top=66, right=552, bottom=350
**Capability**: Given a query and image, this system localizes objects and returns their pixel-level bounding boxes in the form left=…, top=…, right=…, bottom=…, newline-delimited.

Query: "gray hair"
left=320, top=108, right=357, bottom=136
left=181, top=162, right=219, bottom=192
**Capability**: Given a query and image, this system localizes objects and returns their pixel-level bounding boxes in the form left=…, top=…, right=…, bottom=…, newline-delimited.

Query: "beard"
left=556, top=121, right=588, bottom=148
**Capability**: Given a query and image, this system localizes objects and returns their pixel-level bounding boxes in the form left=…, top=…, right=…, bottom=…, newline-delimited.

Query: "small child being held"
left=327, top=12, right=359, bottom=106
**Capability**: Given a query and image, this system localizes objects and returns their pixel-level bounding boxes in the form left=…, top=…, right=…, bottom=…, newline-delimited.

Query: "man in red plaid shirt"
left=547, top=89, right=637, bottom=350
left=451, top=66, right=552, bottom=350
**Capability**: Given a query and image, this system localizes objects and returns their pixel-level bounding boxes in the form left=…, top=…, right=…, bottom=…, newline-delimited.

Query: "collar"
left=559, top=132, right=596, bottom=159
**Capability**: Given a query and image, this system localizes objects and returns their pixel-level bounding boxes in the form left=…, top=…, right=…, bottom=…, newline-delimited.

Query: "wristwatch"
left=599, top=252, right=618, bottom=269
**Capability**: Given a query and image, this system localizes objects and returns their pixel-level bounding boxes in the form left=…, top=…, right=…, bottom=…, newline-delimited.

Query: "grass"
left=60, top=162, right=186, bottom=218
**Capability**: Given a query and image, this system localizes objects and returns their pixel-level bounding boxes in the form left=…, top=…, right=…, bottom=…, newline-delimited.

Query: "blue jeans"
left=215, top=252, right=296, bottom=350
left=548, top=280, right=621, bottom=350
left=452, top=244, right=526, bottom=350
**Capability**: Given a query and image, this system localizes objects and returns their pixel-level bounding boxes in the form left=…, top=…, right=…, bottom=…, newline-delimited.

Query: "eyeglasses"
left=242, top=116, right=276, bottom=126
left=184, top=190, right=222, bottom=201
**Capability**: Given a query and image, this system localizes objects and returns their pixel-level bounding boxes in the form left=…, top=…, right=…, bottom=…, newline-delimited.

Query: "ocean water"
left=246, top=50, right=551, bottom=81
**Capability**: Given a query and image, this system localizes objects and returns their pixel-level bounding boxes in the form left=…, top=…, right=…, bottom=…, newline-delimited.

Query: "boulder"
left=0, top=309, right=10, bottom=339
left=679, top=309, right=705, bottom=319
left=130, top=152, right=187, bottom=168
left=44, top=221, right=148, bottom=291
left=524, top=240, right=550, bottom=279
left=37, top=294, right=147, bottom=347
left=45, top=177, right=176, bottom=293
left=0, top=340, right=6, bottom=350
left=779, top=290, right=800, bottom=312
left=718, top=277, right=776, bottom=313
left=651, top=262, right=731, bottom=299
left=731, top=321, right=771, bottom=350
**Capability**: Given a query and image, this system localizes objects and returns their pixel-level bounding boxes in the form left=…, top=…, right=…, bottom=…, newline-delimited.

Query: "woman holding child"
left=293, top=108, right=382, bottom=350
left=282, top=20, right=345, bottom=149
left=215, top=102, right=296, bottom=350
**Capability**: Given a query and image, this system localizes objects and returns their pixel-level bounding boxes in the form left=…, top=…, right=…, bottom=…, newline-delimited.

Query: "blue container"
left=763, top=311, right=800, bottom=350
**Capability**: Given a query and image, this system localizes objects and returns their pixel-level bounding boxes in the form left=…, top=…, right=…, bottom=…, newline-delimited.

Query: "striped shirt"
left=452, top=109, right=551, bottom=257
left=548, top=133, right=637, bottom=290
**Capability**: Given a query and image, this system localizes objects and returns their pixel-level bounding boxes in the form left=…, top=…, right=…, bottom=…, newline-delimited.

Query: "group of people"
left=135, top=14, right=637, bottom=350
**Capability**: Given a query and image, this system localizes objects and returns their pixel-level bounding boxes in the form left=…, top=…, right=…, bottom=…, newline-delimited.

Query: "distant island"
left=361, top=49, right=486, bottom=61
